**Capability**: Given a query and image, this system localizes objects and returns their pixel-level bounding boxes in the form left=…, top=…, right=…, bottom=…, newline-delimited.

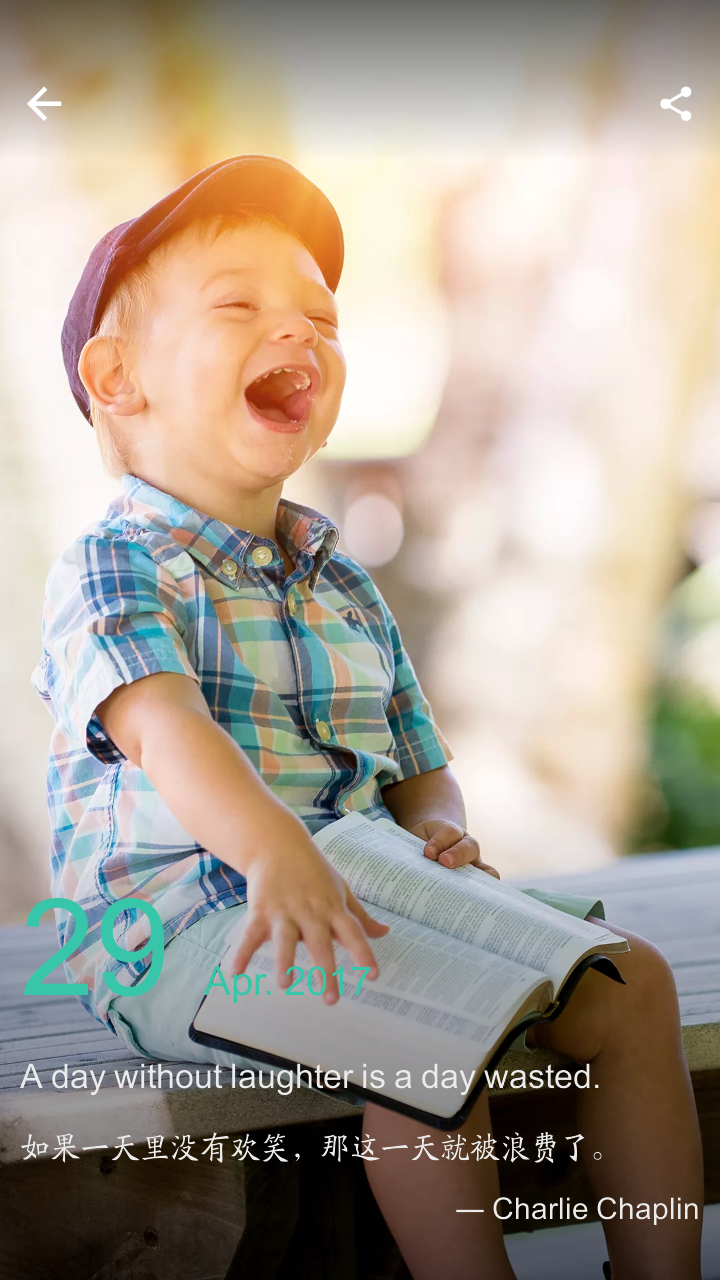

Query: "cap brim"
left=111, top=155, right=343, bottom=296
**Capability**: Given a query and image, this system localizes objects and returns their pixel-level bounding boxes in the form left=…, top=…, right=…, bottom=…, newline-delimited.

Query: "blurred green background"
left=3, top=0, right=720, bottom=918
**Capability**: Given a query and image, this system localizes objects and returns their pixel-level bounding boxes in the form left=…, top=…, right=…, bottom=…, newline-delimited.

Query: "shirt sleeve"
left=35, top=532, right=199, bottom=763
left=376, top=591, right=454, bottom=782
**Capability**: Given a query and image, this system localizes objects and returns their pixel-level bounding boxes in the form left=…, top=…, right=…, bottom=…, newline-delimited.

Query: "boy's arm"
left=97, top=671, right=388, bottom=1004
left=369, top=584, right=499, bottom=874
left=381, top=765, right=499, bottom=877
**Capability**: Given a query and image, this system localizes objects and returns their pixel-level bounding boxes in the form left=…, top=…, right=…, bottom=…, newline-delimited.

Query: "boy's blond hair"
left=89, top=210, right=290, bottom=476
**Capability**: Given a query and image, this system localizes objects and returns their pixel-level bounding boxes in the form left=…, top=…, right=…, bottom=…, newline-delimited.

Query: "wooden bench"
left=2, top=848, right=719, bottom=1278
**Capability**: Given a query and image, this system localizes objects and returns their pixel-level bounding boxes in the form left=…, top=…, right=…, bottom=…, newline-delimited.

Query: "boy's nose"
left=269, top=314, right=318, bottom=348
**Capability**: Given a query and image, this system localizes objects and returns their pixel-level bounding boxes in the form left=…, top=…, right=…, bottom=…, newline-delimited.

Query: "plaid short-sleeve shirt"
left=32, top=474, right=453, bottom=1025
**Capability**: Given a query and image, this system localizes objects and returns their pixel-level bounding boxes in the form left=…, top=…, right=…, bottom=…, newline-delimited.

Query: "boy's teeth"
left=255, top=367, right=311, bottom=390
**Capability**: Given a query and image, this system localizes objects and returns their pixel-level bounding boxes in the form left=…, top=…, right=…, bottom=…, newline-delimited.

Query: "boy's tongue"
left=246, top=369, right=312, bottom=424
left=278, top=387, right=312, bottom=422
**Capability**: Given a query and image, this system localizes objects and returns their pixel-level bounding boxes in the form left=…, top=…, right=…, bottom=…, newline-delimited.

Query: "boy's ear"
left=78, top=335, right=146, bottom=417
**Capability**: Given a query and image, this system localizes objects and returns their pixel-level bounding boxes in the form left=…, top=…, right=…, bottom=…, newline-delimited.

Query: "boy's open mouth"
left=244, top=365, right=318, bottom=428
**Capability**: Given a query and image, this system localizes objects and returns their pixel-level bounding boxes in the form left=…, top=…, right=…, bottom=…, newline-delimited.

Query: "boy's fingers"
left=423, top=845, right=441, bottom=861
left=438, top=833, right=481, bottom=870
left=272, top=919, right=300, bottom=987
left=346, top=890, right=390, bottom=937
left=301, top=923, right=339, bottom=1004
left=424, top=822, right=465, bottom=861
left=333, top=914, right=381, bottom=979
left=475, top=861, right=501, bottom=879
left=232, top=914, right=268, bottom=974
left=363, top=915, right=391, bottom=938
left=423, top=833, right=452, bottom=860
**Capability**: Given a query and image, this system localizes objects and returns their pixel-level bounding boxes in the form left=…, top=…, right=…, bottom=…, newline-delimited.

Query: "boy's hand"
left=408, top=819, right=500, bottom=878
left=231, top=822, right=389, bottom=1006
left=97, top=673, right=388, bottom=1008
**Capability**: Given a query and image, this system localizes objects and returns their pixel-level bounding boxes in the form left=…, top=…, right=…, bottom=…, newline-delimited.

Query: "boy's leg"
left=362, top=1090, right=516, bottom=1280
left=528, top=922, right=703, bottom=1280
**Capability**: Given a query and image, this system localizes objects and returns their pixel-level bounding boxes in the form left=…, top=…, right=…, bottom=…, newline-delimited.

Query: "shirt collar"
left=115, top=474, right=339, bottom=590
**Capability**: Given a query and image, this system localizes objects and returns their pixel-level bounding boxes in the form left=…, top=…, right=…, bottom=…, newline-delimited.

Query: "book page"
left=296, top=905, right=550, bottom=1036
left=194, top=906, right=551, bottom=1118
left=314, top=812, right=627, bottom=992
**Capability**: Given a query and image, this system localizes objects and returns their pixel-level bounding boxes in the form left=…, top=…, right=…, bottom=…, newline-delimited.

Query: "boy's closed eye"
left=309, top=314, right=339, bottom=334
left=215, top=300, right=338, bottom=334
left=216, top=298, right=259, bottom=315
left=228, top=302, right=337, bottom=324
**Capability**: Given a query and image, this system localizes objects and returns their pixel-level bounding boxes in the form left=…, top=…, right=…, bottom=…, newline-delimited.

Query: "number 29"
left=24, top=897, right=164, bottom=998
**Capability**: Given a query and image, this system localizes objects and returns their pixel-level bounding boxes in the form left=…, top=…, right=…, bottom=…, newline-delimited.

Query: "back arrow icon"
left=28, top=87, right=62, bottom=121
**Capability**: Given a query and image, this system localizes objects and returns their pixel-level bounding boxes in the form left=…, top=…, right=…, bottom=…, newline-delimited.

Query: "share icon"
left=660, top=87, right=691, bottom=121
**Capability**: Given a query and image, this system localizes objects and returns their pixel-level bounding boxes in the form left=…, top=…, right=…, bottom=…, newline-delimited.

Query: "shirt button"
left=287, top=593, right=297, bottom=616
left=221, top=558, right=238, bottom=579
left=315, top=719, right=332, bottom=742
left=249, top=545, right=273, bottom=567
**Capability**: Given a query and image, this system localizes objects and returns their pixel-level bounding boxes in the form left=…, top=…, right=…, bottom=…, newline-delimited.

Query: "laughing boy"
left=33, top=156, right=702, bottom=1279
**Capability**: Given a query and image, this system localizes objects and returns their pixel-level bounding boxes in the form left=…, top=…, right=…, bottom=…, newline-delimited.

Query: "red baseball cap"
left=61, top=155, right=344, bottom=423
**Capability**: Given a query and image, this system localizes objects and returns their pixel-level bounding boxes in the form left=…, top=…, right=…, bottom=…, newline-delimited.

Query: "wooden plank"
left=0, top=1114, right=408, bottom=1280
left=532, top=847, right=720, bottom=883
left=1, top=1029, right=131, bottom=1061
left=656, top=939, right=720, bottom=963
left=2, top=1005, right=102, bottom=1034
left=1, top=1141, right=245, bottom=1279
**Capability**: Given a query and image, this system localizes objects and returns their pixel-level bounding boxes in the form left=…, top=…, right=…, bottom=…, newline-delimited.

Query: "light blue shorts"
left=107, top=890, right=604, bottom=1064
left=108, top=904, right=256, bottom=1069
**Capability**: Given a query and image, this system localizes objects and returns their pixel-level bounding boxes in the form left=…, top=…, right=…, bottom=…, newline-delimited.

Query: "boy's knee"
left=587, top=917, right=676, bottom=1008
left=622, top=932, right=675, bottom=995
left=540, top=930, right=677, bottom=1061
left=612, top=931, right=679, bottom=1032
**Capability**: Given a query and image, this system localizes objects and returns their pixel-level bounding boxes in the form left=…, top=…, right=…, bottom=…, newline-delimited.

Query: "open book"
left=191, top=812, right=628, bottom=1127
